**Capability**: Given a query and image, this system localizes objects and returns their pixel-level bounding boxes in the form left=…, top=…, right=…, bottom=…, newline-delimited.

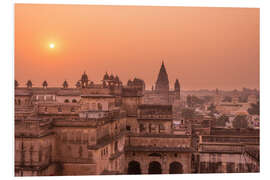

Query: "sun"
left=49, top=43, right=55, bottom=49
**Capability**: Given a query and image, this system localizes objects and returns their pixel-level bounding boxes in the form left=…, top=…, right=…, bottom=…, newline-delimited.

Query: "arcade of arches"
left=127, top=161, right=183, bottom=174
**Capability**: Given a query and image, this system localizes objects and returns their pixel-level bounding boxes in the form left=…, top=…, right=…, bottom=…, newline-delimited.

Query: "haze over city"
left=15, top=4, right=259, bottom=90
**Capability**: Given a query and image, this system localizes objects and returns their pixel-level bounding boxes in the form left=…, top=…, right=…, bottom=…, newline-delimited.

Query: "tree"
left=232, top=115, right=248, bottom=129
left=239, top=95, right=248, bottom=103
left=186, top=95, right=204, bottom=107
left=186, top=95, right=192, bottom=107
left=216, top=115, right=229, bottom=127
left=222, top=96, right=232, bottom=102
left=248, top=101, right=260, bottom=115
left=208, top=103, right=216, bottom=113
left=202, top=96, right=213, bottom=103
left=181, top=108, right=195, bottom=120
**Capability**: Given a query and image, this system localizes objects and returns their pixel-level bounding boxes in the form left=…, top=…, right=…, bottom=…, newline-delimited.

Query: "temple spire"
left=155, top=61, right=169, bottom=92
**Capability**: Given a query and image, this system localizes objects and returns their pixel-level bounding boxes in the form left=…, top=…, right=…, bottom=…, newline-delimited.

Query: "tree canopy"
left=232, top=115, right=248, bottom=129
left=181, top=108, right=195, bottom=120
left=248, top=101, right=260, bottom=115
left=215, top=115, right=229, bottom=127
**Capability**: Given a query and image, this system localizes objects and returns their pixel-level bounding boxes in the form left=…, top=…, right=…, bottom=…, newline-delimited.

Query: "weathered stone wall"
left=127, top=136, right=191, bottom=147
left=199, top=153, right=259, bottom=173
left=121, top=96, right=142, bottom=116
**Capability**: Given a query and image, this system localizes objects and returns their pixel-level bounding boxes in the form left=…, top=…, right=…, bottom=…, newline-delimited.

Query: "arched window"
left=71, top=107, right=75, bottom=112
left=139, top=124, right=145, bottom=133
left=126, top=125, right=131, bottom=131
left=148, top=161, right=162, bottom=174
left=64, top=99, right=69, bottom=103
left=72, top=99, right=77, bottom=103
left=169, top=161, right=183, bottom=174
left=58, top=107, right=62, bottom=112
left=128, top=161, right=141, bottom=174
left=97, top=103, right=102, bottom=111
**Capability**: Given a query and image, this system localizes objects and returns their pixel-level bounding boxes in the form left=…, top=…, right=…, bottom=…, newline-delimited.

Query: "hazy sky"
left=15, top=4, right=259, bottom=90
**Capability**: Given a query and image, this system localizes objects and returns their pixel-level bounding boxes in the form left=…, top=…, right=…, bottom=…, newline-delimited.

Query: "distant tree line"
left=248, top=101, right=260, bottom=115
left=186, top=95, right=213, bottom=107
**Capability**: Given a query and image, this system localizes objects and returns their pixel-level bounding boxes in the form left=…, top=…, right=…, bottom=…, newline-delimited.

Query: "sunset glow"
left=49, top=43, right=55, bottom=49
left=14, top=4, right=259, bottom=90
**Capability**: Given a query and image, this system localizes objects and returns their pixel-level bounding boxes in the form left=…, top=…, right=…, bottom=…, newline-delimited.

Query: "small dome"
left=42, top=80, right=48, bottom=88
left=75, top=81, right=81, bottom=88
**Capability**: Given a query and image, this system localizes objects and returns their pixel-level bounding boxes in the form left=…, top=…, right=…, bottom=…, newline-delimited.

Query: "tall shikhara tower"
left=155, top=61, right=169, bottom=92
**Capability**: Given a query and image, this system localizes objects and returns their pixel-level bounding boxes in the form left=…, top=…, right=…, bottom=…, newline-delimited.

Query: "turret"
left=174, top=79, right=180, bottom=92
left=63, top=80, right=68, bottom=89
left=75, top=81, right=81, bottom=88
left=26, top=80, right=32, bottom=88
left=80, top=72, right=89, bottom=88
left=42, top=80, right=48, bottom=89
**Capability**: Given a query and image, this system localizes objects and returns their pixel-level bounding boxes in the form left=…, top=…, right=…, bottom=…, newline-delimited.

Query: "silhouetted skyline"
left=15, top=4, right=259, bottom=90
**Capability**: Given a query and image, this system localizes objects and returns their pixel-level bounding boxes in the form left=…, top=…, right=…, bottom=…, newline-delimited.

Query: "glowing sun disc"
left=49, top=43, right=55, bottom=49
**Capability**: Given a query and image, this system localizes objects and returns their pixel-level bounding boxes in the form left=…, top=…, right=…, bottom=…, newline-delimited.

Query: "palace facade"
left=14, top=62, right=259, bottom=176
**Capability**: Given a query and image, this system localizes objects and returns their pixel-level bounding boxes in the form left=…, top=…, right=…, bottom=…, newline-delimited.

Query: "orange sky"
left=15, top=4, right=259, bottom=90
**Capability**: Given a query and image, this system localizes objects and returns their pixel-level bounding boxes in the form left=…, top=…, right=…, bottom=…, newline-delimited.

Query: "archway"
left=127, top=161, right=141, bottom=174
left=169, top=161, right=183, bottom=174
left=148, top=161, right=162, bottom=174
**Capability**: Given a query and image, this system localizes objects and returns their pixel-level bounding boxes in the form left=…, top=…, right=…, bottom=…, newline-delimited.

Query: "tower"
left=174, top=79, right=180, bottom=99
left=81, top=72, right=89, bottom=88
left=155, top=61, right=169, bottom=92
